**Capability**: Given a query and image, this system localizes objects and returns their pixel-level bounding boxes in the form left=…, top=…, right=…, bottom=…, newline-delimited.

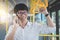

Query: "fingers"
left=13, top=16, right=19, bottom=28
left=39, top=7, right=45, bottom=12
left=13, top=16, right=18, bottom=25
left=39, top=7, right=48, bottom=14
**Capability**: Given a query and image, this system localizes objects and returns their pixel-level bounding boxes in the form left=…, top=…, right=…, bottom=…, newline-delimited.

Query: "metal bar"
left=56, top=10, right=59, bottom=40
left=44, top=0, right=48, bottom=7
left=39, top=34, right=60, bottom=37
left=13, top=0, right=16, bottom=5
left=5, top=0, right=8, bottom=33
left=50, top=11, right=52, bottom=18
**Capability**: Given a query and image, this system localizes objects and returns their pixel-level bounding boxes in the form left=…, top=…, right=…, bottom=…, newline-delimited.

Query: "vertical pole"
left=50, top=11, right=52, bottom=18
left=5, top=0, right=8, bottom=33
left=56, top=10, right=59, bottom=40
left=33, top=13, right=35, bottom=22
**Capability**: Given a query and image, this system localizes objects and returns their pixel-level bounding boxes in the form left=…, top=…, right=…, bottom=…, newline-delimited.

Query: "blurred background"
left=0, top=0, right=60, bottom=40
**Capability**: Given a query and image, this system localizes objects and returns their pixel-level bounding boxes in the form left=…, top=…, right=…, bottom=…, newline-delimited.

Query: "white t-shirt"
left=5, top=22, right=56, bottom=40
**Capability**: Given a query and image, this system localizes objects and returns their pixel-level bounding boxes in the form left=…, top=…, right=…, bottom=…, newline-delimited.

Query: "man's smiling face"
left=16, top=10, right=28, bottom=20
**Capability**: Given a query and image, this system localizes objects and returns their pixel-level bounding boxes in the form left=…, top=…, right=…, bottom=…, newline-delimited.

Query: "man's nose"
left=20, top=14, right=24, bottom=16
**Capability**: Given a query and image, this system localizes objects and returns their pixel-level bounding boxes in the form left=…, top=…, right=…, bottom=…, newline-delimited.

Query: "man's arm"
left=5, top=26, right=17, bottom=40
left=46, top=14, right=55, bottom=27
left=39, top=8, right=55, bottom=27
left=5, top=17, right=18, bottom=40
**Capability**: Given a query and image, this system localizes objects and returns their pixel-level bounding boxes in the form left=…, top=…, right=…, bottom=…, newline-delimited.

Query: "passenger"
left=4, top=3, right=56, bottom=40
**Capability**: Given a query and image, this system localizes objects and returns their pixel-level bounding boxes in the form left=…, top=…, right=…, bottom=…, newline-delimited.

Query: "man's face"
left=16, top=10, right=28, bottom=20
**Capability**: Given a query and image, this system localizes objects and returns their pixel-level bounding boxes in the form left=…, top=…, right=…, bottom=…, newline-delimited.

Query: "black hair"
left=14, top=3, right=28, bottom=13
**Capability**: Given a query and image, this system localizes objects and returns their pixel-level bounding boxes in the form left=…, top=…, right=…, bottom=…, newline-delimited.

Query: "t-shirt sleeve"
left=4, top=25, right=14, bottom=40
left=47, top=25, right=56, bottom=33
left=36, top=23, right=56, bottom=34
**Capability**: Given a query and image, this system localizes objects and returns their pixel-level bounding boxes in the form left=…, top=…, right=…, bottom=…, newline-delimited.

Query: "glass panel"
left=52, top=12, right=56, bottom=40
left=35, top=13, right=46, bottom=24
left=52, top=12, right=56, bottom=24
left=58, top=10, right=60, bottom=40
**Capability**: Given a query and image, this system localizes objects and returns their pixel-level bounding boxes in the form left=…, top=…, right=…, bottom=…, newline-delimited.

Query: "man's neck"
left=18, top=19, right=28, bottom=29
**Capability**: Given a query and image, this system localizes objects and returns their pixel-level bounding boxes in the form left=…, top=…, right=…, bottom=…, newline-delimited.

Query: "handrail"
left=30, top=0, right=48, bottom=14
left=39, top=34, right=60, bottom=37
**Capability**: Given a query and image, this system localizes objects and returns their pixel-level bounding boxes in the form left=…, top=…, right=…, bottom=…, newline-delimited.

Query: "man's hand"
left=6, top=16, right=19, bottom=40
left=13, top=16, right=19, bottom=28
left=39, top=7, right=55, bottom=27
left=39, top=7, right=48, bottom=15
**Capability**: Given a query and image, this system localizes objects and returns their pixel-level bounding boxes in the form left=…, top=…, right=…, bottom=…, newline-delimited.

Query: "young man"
left=5, top=3, right=56, bottom=40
